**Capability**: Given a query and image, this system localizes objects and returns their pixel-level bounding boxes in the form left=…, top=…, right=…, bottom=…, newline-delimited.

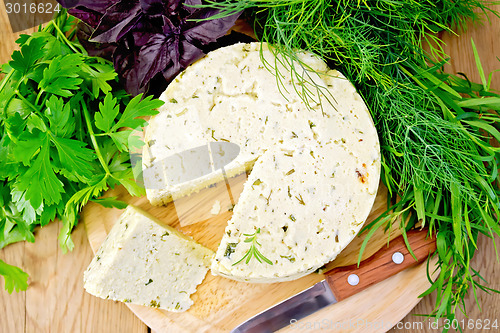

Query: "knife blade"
left=231, top=229, right=436, bottom=333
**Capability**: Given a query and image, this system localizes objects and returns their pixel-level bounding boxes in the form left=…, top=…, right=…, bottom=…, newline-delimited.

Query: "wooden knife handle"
left=324, top=229, right=436, bottom=302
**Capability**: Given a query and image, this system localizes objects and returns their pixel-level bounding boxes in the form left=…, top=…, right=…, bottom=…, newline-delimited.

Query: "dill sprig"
left=198, top=0, right=500, bottom=327
left=201, top=0, right=497, bottom=88
left=232, top=228, right=273, bottom=266
left=360, top=57, right=500, bottom=321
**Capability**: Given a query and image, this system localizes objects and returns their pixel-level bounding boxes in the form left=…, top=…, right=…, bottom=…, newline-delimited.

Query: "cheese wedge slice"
left=143, top=43, right=380, bottom=282
left=83, top=205, right=213, bottom=311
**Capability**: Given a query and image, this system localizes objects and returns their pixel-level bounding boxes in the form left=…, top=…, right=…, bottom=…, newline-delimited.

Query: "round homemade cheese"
left=143, top=42, right=381, bottom=282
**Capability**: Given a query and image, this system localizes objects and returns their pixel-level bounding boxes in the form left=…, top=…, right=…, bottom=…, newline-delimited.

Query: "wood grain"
left=1, top=222, right=148, bottom=333
left=82, top=181, right=430, bottom=332
left=395, top=232, right=500, bottom=332
left=441, top=10, right=500, bottom=90
left=0, top=2, right=499, bottom=333
left=325, top=230, right=436, bottom=302
left=0, top=241, right=25, bottom=332
left=278, top=257, right=440, bottom=333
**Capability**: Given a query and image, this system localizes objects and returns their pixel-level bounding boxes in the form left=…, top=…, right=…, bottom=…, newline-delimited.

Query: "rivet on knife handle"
left=230, top=229, right=436, bottom=333
left=324, top=229, right=437, bottom=302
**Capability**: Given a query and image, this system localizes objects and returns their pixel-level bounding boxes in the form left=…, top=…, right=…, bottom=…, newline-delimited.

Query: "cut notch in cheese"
left=83, top=205, right=214, bottom=311
left=142, top=42, right=381, bottom=282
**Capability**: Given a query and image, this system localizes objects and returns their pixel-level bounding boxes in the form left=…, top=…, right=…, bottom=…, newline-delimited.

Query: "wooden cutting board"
left=1, top=4, right=499, bottom=333
left=82, top=178, right=437, bottom=333
left=81, top=15, right=436, bottom=333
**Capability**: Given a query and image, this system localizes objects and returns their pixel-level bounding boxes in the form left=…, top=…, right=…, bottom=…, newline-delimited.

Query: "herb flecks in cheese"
left=83, top=206, right=213, bottom=312
left=143, top=43, right=381, bottom=282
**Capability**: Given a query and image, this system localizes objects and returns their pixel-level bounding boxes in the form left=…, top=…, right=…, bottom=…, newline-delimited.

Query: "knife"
left=231, top=229, right=437, bottom=333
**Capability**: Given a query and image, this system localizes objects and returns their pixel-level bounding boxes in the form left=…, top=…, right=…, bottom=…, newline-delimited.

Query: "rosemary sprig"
left=232, top=228, right=273, bottom=266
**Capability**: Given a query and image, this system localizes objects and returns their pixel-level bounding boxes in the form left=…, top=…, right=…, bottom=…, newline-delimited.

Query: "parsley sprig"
left=0, top=11, right=163, bottom=292
left=232, top=228, right=273, bottom=266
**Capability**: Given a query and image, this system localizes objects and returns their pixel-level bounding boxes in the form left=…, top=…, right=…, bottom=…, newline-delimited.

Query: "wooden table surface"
left=1, top=2, right=499, bottom=332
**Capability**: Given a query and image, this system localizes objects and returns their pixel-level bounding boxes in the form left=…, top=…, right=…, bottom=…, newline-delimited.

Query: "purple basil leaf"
left=62, top=0, right=243, bottom=95
left=57, top=0, right=110, bottom=28
left=140, top=0, right=181, bottom=16
left=113, top=31, right=168, bottom=94
left=57, top=0, right=80, bottom=7
left=113, top=38, right=146, bottom=95
left=68, top=7, right=103, bottom=28
left=75, top=21, right=116, bottom=60
left=183, top=0, right=202, bottom=15
left=162, top=39, right=204, bottom=82
left=178, top=39, right=204, bottom=68
left=57, top=0, right=111, bottom=12
left=159, top=15, right=205, bottom=83
left=183, top=9, right=241, bottom=45
left=165, top=37, right=181, bottom=76
left=136, top=33, right=170, bottom=88
left=161, top=15, right=179, bottom=36
left=91, top=0, right=143, bottom=43
left=131, top=31, right=160, bottom=49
